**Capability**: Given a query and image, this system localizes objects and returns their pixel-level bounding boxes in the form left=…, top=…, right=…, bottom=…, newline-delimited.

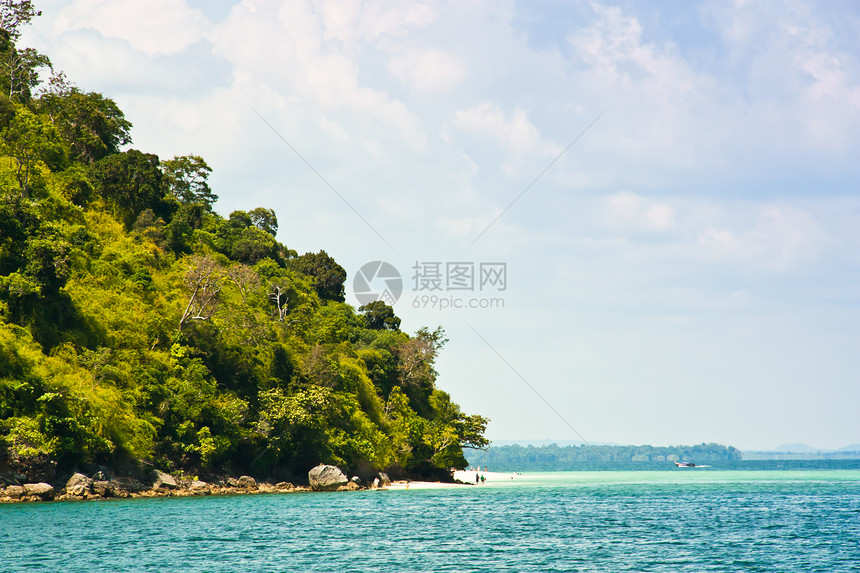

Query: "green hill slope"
left=0, top=2, right=486, bottom=484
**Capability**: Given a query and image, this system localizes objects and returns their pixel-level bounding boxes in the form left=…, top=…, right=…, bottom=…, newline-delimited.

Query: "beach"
left=386, top=470, right=519, bottom=490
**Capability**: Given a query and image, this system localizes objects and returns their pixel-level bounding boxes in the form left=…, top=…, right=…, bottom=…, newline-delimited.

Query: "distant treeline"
left=466, top=443, right=741, bottom=471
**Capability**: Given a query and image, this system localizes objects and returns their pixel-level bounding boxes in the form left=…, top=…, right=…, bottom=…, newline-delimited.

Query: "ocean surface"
left=3, top=461, right=860, bottom=572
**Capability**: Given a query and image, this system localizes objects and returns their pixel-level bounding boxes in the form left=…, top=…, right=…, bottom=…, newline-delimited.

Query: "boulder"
left=5, top=485, right=25, bottom=499
left=226, top=477, right=239, bottom=488
left=65, top=473, right=92, bottom=496
left=23, top=482, right=54, bottom=500
left=190, top=480, right=209, bottom=493
left=153, top=470, right=177, bottom=491
left=275, top=481, right=294, bottom=491
left=67, top=484, right=88, bottom=496
left=236, top=475, right=257, bottom=489
left=308, top=464, right=348, bottom=491
left=112, top=477, right=146, bottom=494
left=92, top=480, right=112, bottom=497
left=377, top=472, right=391, bottom=488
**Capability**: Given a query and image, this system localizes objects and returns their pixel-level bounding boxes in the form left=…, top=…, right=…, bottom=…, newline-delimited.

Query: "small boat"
left=674, top=461, right=696, bottom=467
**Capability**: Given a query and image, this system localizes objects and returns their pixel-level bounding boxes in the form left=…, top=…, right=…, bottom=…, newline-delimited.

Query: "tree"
left=91, top=149, right=164, bottom=227
left=0, top=104, right=63, bottom=196
left=179, top=256, right=222, bottom=331
left=249, top=207, right=277, bottom=236
left=0, top=1, right=40, bottom=44
left=161, top=154, right=216, bottom=208
left=37, top=79, right=132, bottom=163
left=290, top=250, right=346, bottom=302
left=0, top=0, right=49, bottom=102
left=359, top=300, right=401, bottom=331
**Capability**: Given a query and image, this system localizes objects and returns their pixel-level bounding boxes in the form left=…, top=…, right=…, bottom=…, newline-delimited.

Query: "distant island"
left=742, top=444, right=860, bottom=461
left=466, top=443, right=741, bottom=471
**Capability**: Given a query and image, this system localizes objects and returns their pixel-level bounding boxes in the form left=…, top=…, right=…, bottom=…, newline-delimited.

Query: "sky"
left=21, top=0, right=860, bottom=451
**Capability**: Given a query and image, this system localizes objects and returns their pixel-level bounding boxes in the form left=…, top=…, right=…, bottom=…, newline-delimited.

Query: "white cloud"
left=696, top=203, right=827, bottom=270
left=54, top=0, right=209, bottom=56
left=209, top=0, right=427, bottom=150
left=605, top=191, right=677, bottom=232
left=451, top=102, right=558, bottom=156
left=387, top=48, right=466, bottom=92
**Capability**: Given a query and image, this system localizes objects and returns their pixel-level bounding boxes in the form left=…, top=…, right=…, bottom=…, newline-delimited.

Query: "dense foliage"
left=0, top=2, right=487, bottom=482
left=466, top=443, right=742, bottom=471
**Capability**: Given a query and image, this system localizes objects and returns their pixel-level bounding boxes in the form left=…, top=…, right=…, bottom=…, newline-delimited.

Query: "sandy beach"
left=386, top=470, right=520, bottom=490
left=453, top=470, right=520, bottom=483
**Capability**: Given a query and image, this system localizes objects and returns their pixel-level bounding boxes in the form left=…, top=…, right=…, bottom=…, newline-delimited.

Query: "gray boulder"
left=112, top=477, right=146, bottom=494
left=190, top=480, right=209, bottom=493
left=153, top=470, right=177, bottom=491
left=236, top=475, right=257, bottom=489
left=377, top=472, right=391, bottom=488
left=308, top=464, right=348, bottom=491
left=92, top=480, right=112, bottom=497
left=65, top=473, right=92, bottom=496
left=23, top=482, right=54, bottom=500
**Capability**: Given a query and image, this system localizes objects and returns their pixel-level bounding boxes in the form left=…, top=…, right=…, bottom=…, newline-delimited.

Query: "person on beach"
left=476, top=472, right=480, bottom=484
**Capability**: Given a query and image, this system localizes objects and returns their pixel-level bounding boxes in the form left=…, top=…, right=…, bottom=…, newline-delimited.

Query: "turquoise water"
left=3, top=463, right=860, bottom=572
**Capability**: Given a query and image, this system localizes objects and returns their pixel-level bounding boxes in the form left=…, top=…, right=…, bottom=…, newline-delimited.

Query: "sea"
left=2, top=460, right=859, bottom=572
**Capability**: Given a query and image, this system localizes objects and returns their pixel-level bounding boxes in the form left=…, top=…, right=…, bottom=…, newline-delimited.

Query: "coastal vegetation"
left=0, top=1, right=487, bottom=486
left=467, top=443, right=741, bottom=471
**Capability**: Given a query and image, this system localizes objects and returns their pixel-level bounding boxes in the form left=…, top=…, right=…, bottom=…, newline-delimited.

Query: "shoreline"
left=1, top=468, right=522, bottom=504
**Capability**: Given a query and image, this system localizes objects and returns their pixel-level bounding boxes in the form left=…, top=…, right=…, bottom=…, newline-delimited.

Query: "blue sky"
left=22, top=0, right=860, bottom=450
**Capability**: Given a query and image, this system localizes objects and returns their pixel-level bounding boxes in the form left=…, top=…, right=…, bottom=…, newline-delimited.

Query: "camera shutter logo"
left=353, top=261, right=402, bottom=305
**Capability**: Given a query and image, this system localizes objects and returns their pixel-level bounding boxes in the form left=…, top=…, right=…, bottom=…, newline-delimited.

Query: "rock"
left=67, top=484, right=88, bottom=496
left=65, top=473, right=92, bottom=496
left=153, top=470, right=177, bottom=491
left=275, top=481, right=294, bottom=491
left=350, top=476, right=362, bottom=486
left=236, top=475, right=257, bottom=489
left=5, top=485, right=25, bottom=499
left=308, top=464, right=348, bottom=491
left=226, top=477, right=239, bottom=487
left=257, top=483, right=276, bottom=493
left=377, top=472, right=391, bottom=488
left=93, top=469, right=110, bottom=481
left=23, top=482, right=54, bottom=500
left=92, top=480, right=112, bottom=497
left=112, top=477, right=146, bottom=494
left=190, top=480, right=209, bottom=494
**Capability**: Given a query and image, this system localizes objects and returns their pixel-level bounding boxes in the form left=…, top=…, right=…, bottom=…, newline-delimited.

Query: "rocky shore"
left=0, top=464, right=393, bottom=504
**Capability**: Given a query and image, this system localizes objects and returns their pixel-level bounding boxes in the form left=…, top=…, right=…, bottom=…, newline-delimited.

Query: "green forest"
left=467, top=443, right=742, bottom=471
left=0, top=2, right=487, bottom=484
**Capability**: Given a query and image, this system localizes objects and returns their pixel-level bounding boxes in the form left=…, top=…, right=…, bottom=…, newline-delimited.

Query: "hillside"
left=0, top=2, right=487, bottom=486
